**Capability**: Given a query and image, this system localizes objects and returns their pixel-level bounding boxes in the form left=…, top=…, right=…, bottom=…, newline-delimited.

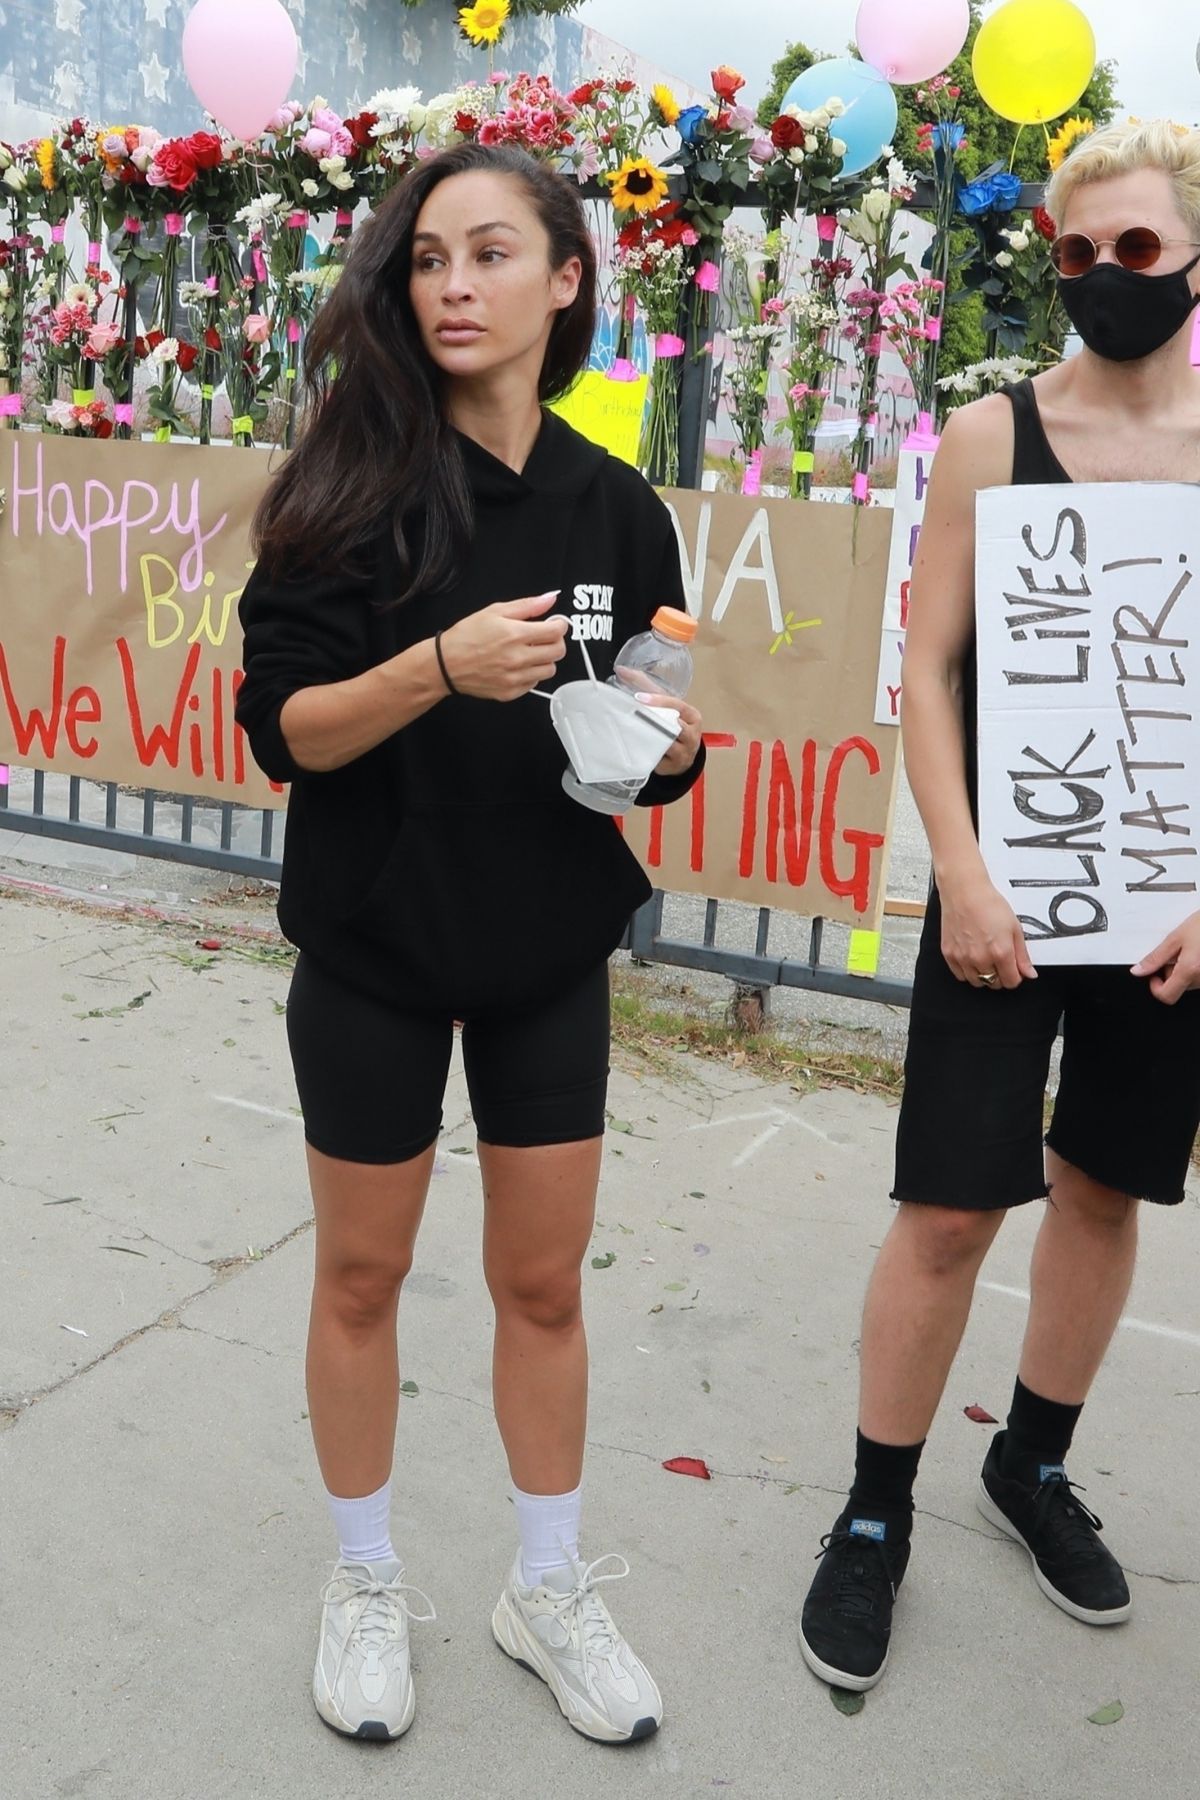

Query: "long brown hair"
left=252, top=143, right=598, bottom=597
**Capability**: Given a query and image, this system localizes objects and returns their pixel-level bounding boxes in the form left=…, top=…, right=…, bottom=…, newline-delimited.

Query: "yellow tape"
left=847, top=930, right=882, bottom=977
left=154, top=426, right=171, bottom=441
left=200, top=384, right=214, bottom=400
left=231, top=415, right=254, bottom=434
left=72, top=389, right=95, bottom=407
left=792, top=449, right=815, bottom=473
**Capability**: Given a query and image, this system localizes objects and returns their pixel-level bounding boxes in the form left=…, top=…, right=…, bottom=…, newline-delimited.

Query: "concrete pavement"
left=1, top=886, right=1198, bottom=1799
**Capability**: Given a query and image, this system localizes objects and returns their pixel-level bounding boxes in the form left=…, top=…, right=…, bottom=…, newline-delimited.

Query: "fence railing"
left=0, top=766, right=915, bottom=1010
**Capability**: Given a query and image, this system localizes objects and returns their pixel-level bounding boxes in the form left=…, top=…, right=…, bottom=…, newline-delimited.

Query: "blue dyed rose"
left=677, top=105, right=709, bottom=146
left=957, top=168, right=1023, bottom=217
left=933, top=122, right=967, bottom=153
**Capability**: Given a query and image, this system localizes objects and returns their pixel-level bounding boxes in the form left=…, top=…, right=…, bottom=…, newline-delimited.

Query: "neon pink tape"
left=124, top=215, right=141, bottom=233
left=287, top=317, right=301, bottom=342
left=164, top=213, right=185, bottom=236
left=655, top=333, right=685, bottom=357
left=51, top=224, right=66, bottom=243
left=925, top=315, right=942, bottom=342
left=741, top=449, right=764, bottom=496
left=87, top=241, right=102, bottom=262
left=816, top=214, right=837, bottom=242
left=608, top=357, right=639, bottom=382
left=852, top=472, right=870, bottom=501
left=286, top=210, right=309, bottom=229
left=114, top=403, right=134, bottom=425
left=335, top=209, right=353, bottom=226
left=0, top=394, right=21, bottom=416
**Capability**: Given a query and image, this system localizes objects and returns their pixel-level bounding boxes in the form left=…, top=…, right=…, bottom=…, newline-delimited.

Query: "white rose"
left=811, top=107, right=831, bottom=131
left=129, top=146, right=154, bottom=173
left=994, top=250, right=1014, bottom=268
left=1009, top=230, right=1031, bottom=252
left=319, top=155, right=346, bottom=174
left=311, top=96, right=329, bottom=114
left=408, top=102, right=427, bottom=134
left=804, top=134, right=818, bottom=154
left=864, top=188, right=893, bottom=225
left=2, top=165, right=28, bottom=192
left=0, top=144, right=12, bottom=170
left=826, top=98, right=846, bottom=118
left=330, top=171, right=355, bottom=191
left=830, top=137, right=847, bottom=158
left=788, top=147, right=806, bottom=166
left=301, top=178, right=320, bottom=198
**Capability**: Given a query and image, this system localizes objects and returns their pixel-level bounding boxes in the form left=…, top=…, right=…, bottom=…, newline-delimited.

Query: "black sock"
left=1000, top=1377, right=1083, bottom=1480
left=846, top=1429, right=925, bottom=1526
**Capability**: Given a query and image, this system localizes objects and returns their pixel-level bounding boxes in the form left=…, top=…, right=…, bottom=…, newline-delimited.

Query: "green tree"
left=756, top=4, right=1118, bottom=379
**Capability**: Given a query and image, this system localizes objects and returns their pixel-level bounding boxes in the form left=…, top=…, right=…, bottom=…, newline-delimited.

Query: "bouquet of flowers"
left=839, top=154, right=916, bottom=501
left=879, top=276, right=947, bottom=419
left=615, top=229, right=687, bottom=484
left=783, top=273, right=847, bottom=498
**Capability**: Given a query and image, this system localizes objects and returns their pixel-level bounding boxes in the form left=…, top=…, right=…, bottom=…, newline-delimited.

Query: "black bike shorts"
left=893, top=889, right=1200, bottom=1210
left=286, top=952, right=611, bottom=1165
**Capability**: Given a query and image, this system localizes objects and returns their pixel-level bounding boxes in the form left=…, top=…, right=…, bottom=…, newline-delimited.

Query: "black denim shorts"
left=286, top=952, right=612, bottom=1165
left=893, top=890, right=1200, bottom=1210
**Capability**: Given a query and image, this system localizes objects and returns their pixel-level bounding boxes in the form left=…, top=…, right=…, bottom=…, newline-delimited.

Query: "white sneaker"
left=492, top=1553, right=662, bottom=1743
left=312, top=1558, right=436, bottom=1741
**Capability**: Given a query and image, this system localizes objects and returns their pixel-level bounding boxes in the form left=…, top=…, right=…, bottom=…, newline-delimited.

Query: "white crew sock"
left=325, top=1478, right=396, bottom=1567
left=511, top=1481, right=583, bottom=1586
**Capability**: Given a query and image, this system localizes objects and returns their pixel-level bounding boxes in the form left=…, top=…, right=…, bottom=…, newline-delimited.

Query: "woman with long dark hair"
left=235, top=142, right=704, bottom=1748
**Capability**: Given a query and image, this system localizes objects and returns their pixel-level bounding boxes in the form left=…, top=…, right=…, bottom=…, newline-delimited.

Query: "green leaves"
left=1087, top=1700, right=1124, bottom=1727
left=591, top=1252, right=617, bottom=1270
left=830, top=1687, right=865, bottom=1716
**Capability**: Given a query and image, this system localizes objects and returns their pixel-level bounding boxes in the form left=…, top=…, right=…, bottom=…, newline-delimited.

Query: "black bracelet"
left=434, top=630, right=460, bottom=697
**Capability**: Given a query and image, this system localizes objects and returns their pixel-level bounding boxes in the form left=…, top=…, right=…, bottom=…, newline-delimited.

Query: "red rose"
left=204, top=326, right=222, bottom=352
left=345, top=111, right=379, bottom=150
left=185, top=131, right=223, bottom=170
left=770, top=115, right=805, bottom=150
left=94, top=418, right=114, bottom=439
left=152, top=141, right=198, bottom=192
left=146, top=329, right=164, bottom=350
left=711, top=65, right=745, bottom=102
left=715, top=109, right=732, bottom=131
left=1032, top=205, right=1057, bottom=241
left=176, top=340, right=199, bottom=373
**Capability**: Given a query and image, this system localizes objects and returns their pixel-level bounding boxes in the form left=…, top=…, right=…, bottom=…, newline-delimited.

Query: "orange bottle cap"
left=651, top=606, right=698, bottom=643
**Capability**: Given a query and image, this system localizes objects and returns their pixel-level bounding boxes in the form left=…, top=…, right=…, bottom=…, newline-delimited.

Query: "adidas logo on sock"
left=849, top=1518, right=887, bottom=1542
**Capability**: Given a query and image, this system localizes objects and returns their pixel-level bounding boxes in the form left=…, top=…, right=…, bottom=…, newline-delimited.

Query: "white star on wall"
left=294, top=43, right=309, bottom=88
left=347, top=26, right=365, bottom=72
left=54, top=0, right=85, bottom=34
left=142, top=0, right=171, bottom=28
left=402, top=28, right=422, bottom=65
left=52, top=62, right=82, bottom=112
left=286, top=0, right=305, bottom=21
left=140, top=51, right=169, bottom=100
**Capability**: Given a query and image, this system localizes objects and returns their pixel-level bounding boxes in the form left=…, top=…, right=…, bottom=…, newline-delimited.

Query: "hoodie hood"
left=455, top=407, right=609, bottom=503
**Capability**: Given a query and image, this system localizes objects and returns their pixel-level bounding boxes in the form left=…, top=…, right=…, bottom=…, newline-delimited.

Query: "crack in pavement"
left=177, top=1321, right=281, bottom=1360
left=1, top=1216, right=313, bottom=1423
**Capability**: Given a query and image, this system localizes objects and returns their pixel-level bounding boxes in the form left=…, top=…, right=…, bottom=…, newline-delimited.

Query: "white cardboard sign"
left=874, top=437, right=937, bottom=725
left=976, top=482, right=1200, bottom=965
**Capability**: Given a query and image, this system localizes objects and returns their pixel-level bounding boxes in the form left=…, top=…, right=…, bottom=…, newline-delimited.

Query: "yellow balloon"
left=973, top=0, right=1097, bottom=125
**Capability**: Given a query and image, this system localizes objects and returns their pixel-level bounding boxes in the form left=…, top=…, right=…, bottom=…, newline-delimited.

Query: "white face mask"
left=550, top=680, right=681, bottom=785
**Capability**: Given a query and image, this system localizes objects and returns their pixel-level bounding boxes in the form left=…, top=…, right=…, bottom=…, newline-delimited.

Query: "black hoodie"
left=235, top=411, right=705, bottom=1016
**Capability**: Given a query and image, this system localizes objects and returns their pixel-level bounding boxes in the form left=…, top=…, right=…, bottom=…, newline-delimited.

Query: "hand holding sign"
left=938, top=869, right=1039, bottom=990
left=1131, top=912, right=1200, bottom=1005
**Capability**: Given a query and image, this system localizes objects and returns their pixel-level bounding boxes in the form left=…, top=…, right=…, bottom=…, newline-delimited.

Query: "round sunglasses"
left=1051, top=225, right=1200, bottom=278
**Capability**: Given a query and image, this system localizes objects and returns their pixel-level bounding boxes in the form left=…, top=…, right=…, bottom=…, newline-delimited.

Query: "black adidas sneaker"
left=799, top=1511, right=911, bottom=1691
left=977, top=1433, right=1131, bottom=1624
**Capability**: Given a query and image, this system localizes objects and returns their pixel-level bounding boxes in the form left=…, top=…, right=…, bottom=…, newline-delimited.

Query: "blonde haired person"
left=799, top=119, right=1200, bottom=1693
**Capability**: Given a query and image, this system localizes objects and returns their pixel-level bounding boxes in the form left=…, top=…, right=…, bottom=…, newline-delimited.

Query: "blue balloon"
left=781, top=57, right=898, bottom=178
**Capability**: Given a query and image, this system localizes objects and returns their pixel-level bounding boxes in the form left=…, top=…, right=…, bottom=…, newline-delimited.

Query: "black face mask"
left=1057, top=253, right=1200, bottom=362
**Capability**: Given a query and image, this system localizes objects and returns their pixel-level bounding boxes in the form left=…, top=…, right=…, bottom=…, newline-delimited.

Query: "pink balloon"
left=183, top=0, right=298, bottom=141
left=855, top=0, right=970, bottom=85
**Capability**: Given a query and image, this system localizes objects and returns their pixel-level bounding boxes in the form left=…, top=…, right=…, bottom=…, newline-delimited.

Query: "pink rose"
left=749, top=134, right=775, bottom=165
left=242, top=312, right=271, bottom=344
left=85, top=322, right=122, bottom=356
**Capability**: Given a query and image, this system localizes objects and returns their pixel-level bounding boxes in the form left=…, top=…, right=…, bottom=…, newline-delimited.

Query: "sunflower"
left=606, top=156, right=669, bottom=215
left=457, top=0, right=509, bottom=46
left=651, top=84, right=681, bottom=127
left=36, top=138, right=57, bottom=191
left=1047, top=116, right=1094, bottom=172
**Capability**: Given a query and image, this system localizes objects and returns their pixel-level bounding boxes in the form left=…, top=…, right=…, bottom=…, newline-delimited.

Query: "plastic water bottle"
left=562, top=606, right=698, bottom=815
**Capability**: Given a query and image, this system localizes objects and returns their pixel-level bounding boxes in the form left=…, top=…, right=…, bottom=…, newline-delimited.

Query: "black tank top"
left=963, top=380, right=1071, bottom=810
